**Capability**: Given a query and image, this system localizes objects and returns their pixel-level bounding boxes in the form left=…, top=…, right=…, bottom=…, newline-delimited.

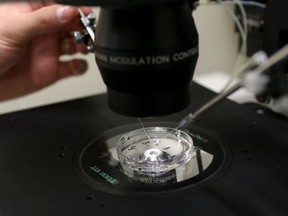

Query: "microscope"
left=59, top=0, right=288, bottom=118
left=63, top=0, right=200, bottom=117
left=0, top=0, right=288, bottom=215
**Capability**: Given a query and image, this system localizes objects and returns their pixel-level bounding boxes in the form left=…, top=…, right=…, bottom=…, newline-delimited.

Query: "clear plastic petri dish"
left=117, top=127, right=195, bottom=183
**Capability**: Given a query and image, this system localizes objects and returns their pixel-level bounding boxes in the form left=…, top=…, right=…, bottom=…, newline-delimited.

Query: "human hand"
left=0, top=1, right=92, bottom=101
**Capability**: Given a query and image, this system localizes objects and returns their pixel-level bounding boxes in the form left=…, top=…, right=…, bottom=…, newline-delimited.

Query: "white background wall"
left=0, top=3, right=240, bottom=115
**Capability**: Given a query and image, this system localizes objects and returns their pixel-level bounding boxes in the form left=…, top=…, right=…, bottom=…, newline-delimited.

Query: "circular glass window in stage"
left=73, top=122, right=230, bottom=197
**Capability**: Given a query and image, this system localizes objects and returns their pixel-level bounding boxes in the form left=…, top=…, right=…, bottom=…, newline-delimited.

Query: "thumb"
left=22, top=5, right=79, bottom=38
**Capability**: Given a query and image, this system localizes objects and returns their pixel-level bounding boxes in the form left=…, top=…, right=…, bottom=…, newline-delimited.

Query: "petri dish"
left=117, top=127, right=195, bottom=184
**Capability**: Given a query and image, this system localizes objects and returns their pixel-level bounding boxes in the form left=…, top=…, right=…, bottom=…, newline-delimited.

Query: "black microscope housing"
left=58, top=0, right=199, bottom=117
left=94, top=1, right=198, bottom=117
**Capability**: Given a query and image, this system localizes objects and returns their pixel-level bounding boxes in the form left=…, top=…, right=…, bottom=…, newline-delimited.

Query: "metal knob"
left=72, top=31, right=84, bottom=44
left=87, top=13, right=96, bottom=26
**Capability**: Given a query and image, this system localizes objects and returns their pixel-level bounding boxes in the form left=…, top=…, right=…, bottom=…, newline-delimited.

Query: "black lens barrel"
left=95, top=1, right=198, bottom=116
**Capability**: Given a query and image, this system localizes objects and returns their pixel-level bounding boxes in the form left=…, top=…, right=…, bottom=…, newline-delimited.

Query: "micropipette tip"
left=178, top=113, right=195, bottom=129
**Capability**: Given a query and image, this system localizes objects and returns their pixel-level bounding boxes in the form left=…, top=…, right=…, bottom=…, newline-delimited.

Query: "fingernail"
left=74, top=61, right=88, bottom=74
left=56, top=6, right=75, bottom=23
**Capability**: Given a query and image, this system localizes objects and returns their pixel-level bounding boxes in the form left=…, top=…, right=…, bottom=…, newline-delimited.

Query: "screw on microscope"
left=72, top=31, right=84, bottom=44
left=87, top=44, right=95, bottom=52
left=87, top=13, right=96, bottom=26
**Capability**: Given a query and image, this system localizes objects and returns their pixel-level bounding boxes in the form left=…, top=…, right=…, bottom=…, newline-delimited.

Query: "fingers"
left=24, top=4, right=93, bottom=54
left=31, top=59, right=88, bottom=90
left=57, top=59, right=88, bottom=79
left=60, top=34, right=77, bottom=55
left=60, top=34, right=89, bottom=55
left=22, top=5, right=78, bottom=37
left=22, top=5, right=92, bottom=39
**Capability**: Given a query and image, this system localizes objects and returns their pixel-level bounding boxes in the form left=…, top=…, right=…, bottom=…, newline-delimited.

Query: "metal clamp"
left=72, top=8, right=96, bottom=53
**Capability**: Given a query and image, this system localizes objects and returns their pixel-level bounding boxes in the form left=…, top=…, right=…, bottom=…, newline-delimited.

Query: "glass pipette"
left=178, top=82, right=241, bottom=128
left=178, top=43, right=288, bottom=129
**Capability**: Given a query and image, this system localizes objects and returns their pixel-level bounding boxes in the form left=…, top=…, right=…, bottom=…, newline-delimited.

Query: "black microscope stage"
left=0, top=82, right=287, bottom=216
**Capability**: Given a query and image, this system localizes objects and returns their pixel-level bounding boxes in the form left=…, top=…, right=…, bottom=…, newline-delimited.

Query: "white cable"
left=233, top=0, right=248, bottom=54
left=193, top=0, right=247, bottom=91
left=218, top=1, right=246, bottom=57
left=239, top=1, right=266, bottom=9
left=217, top=0, right=248, bottom=92
left=225, top=0, right=248, bottom=90
left=223, top=1, right=266, bottom=12
left=194, top=0, right=268, bottom=98
left=219, top=1, right=267, bottom=92
left=193, top=0, right=247, bottom=60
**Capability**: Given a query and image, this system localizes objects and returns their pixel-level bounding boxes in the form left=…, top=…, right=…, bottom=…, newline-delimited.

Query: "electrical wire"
left=217, top=0, right=248, bottom=92
left=216, top=0, right=266, bottom=91
left=234, top=0, right=248, bottom=55
left=193, top=0, right=248, bottom=92
left=193, top=0, right=267, bottom=94
left=195, top=1, right=266, bottom=9
left=239, top=1, right=266, bottom=9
